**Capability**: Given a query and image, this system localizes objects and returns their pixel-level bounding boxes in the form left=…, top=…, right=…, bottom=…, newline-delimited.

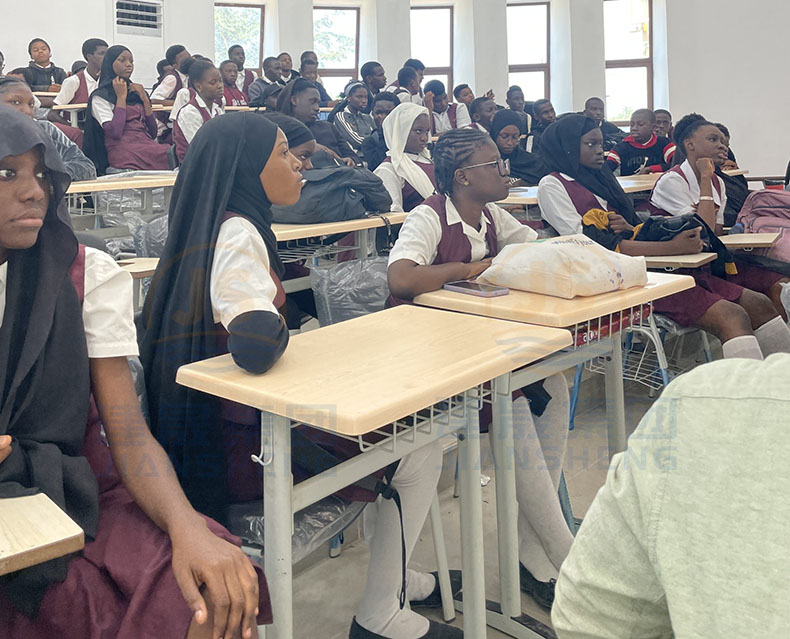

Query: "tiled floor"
left=291, top=384, right=658, bottom=638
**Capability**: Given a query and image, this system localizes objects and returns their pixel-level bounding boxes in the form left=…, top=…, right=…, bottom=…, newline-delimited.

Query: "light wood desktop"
left=118, top=257, right=160, bottom=279
left=0, top=493, right=84, bottom=576
left=272, top=212, right=407, bottom=242
left=32, top=91, right=59, bottom=98
left=67, top=174, right=177, bottom=195
left=644, top=253, right=716, bottom=270
left=720, top=232, right=779, bottom=250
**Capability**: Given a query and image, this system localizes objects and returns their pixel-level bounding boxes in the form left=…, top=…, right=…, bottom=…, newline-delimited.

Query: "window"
left=313, top=7, right=360, bottom=99
left=214, top=4, right=264, bottom=74
left=604, top=0, right=652, bottom=123
left=410, top=7, right=453, bottom=94
left=506, top=2, right=550, bottom=101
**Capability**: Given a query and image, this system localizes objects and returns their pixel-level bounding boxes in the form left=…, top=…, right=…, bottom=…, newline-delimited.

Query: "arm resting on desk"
left=226, top=310, right=289, bottom=374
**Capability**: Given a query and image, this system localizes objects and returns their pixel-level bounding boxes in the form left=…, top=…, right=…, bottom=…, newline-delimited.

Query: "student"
left=403, top=59, right=425, bottom=88
left=423, top=79, right=471, bottom=134
left=537, top=114, right=790, bottom=359
left=333, top=81, right=374, bottom=154
left=651, top=113, right=790, bottom=320
left=605, top=108, right=675, bottom=176
left=374, top=102, right=435, bottom=211
left=219, top=59, right=248, bottom=107
left=300, top=60, right=334, bottom=106
left=49, top=38, right=108, bottom=128
left=466, top=97, right=497, bottom=133
left=713, top=122, right=749, bottom=226
left=582, top=97, right=626, bottom=150
left=360, top=60, right=387, bottom=113
left=0, top=77, right=96, bottom=180
left=150, top=44, right=192, bottom=104
left=25, top=38, right=67, bottom=91
left=276, top=77, right=358, bottom=165
left=84, top=45, right=169, bottom=175
left=505, top=85, right=532, bottom=133
left=0, top=105, right=269, bottom=639
left=553, top=356, right=790, bottom=638
left=228, top=44, right=258, bottom=95
left=387, top=128, right=575, bottom=608
left=391, top=67, right=423, bottom=105
left=453, top=84, right=474, bottom=106
left=361, top=92, right=399, bottom=171
left=252, top=82, right=283, bottom=111
left=490, top=109, right=546, bottom=185
left=525, top=99, right=556, bottom=155
left=173, top=61, right=225, bottom=163
left=299, top=50, right=324, bottom=85
left=278, top=52, right=299, bottom=83
left=70, top=60, right=87, bottom=76
left=654, top=108, right=673, bottom=139
left=263, top=56, right=287, bottom=86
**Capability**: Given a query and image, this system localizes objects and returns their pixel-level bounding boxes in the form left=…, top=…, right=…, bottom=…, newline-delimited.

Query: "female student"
left=333, top=81, right=374, bottom=154
left=174, top=60, right=225, bottom=163
left=490, top=109, right=547, bottom=185
left=83, top=45, right=169, bottom=175
left=537, top=114, right=790, bottom=360
left=387, top=127, right=575, bottom=609
left=141, top=112, right=456, bottom=639
left=0, top=105, right=269, bottom=639
left=220, top=59, right=248, bottom=107
left=651, top=113, right=790, bottom=320
left=25, top=38, right=67, bottom=91
left=373, top=101, right=436, bottom=211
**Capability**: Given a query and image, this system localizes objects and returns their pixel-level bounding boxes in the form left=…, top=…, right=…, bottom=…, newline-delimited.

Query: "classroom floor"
left=291, top=384, right=657, bottom=639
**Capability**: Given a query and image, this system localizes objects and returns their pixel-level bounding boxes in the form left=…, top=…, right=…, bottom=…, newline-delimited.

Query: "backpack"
left=736, top=189, right=790, bottom=264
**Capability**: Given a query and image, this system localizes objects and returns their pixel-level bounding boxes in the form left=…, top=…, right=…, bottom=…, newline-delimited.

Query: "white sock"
left=722, top=335, right=764, bottom=360
left=405, top=569, right=436, bottom=602
left=754, top=316, right=790, bottom=356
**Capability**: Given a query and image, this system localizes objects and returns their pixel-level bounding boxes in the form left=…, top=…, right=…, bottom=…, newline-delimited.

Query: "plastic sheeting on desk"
left=96, top=169, right=170, bottom=223
left=311, top=256, right=389, bottom=326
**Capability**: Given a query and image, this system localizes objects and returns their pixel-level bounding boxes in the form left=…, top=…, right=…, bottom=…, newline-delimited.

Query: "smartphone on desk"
left=443, top=280, right=509, bottom=297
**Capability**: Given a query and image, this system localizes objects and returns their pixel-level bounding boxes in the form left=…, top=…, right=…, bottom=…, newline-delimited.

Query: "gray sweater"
left=38, top=121, right=96, bottom=181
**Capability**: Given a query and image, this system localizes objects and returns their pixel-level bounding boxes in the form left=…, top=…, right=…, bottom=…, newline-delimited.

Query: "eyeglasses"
left=459, top=157, right=510, bottom=177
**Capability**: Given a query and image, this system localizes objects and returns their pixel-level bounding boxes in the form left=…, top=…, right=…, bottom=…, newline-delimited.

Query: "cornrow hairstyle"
left=165, top=44, right=186, bottom=65
left=506, top=85, right=523, bottom=100
left=433, top=128, right=492, bottom=196
left=453, top=83, right=470, bottom=100
left=424, top=79, right=446, bottom=97
left=372, top=91, right=400, bottom=109
left=187, top=60, right=215, bottom=87
left=469, top=96, right=493, bottom=118
left=397, top=66, right=418, bottom=87
left=28, top=38, right=48, bottom=55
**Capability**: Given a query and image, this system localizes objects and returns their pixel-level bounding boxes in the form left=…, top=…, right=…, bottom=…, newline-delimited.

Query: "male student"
left=300, top=60, right=334, bottom=106
left=360, top=91, right=399, bottom=170
left=423, top=79, right=470, bottom=133
left=246, top=57, right=285, bottom=103
left=386, top=59, right=424, bottom=100
left=150, top=44, right=191, bottom=104
left=360, top=60, right=387, bottom=113
left=466, top=96, right=497, bottom=132
left=453, top=83, right=495, bottom=107
left=25, top=38, right=67, bottom=91
left=605, top=108, right=675, bottom=176
left=300, top=51, right=323, bottom=85
left=525, top=98, right=556, bottom=154
left=583, top=96, right=626, bottom=150
left=49, top=38, right=107, bottom=127
left=391, top=66, right=423, bottom=105
left=278, top=52, right=299, bottom=82
left=506, top=85, right=532, bottom=133
left=228, top=44, right=258, bottom=95
left=655, top=108, right=673, bottom=139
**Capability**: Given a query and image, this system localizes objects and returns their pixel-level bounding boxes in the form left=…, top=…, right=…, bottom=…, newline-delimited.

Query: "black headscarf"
left=490, top=109, right=547, bottom=185
left=0, top=106, right=96, bottom=615
left=83, top=45, right=142, bottom=175
left=140, top=113, right=282, bottom=520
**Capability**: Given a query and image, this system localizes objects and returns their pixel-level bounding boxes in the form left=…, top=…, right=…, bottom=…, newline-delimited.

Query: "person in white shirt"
left=423, top=79, right=470, bottom=135
left=149, top=44, right=192, bottom=138
left=48, top=38, right=107, bottom=128
left=277, top=52, right=299, bottom=83
left=389, top=67, right=423, bottom=106
left=173, top=60, right=225, bottom=163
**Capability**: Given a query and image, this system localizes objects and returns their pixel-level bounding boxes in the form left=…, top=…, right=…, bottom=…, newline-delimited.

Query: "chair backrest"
left=74, top=231, right=109, bottom=253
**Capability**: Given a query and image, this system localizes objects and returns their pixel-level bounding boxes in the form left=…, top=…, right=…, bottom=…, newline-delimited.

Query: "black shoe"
left=409, top=570, right=463, bottom=609
left=349, top=617, right=463, bottom=639
left=519, top=563, right=556, bottom=609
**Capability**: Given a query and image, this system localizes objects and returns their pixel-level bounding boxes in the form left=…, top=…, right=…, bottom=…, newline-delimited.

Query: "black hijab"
left=83, top=45, right=142, bottom=175
left=490, top=109, right=547, bottom=185
left=0, top=107, right=95, bottom=615
left=140, top=113, right=281, bottom=521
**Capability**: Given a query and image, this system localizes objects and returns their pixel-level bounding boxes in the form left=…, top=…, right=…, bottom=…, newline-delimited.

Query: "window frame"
left=506, top=1, right=551, bottom=100
left=312, top=6, right=361, bottom=91
left=410, top=5, right=454, bottom=93
left=604, top=0, right=654, bottom=126
left=214, top=2, right=265, bottom=76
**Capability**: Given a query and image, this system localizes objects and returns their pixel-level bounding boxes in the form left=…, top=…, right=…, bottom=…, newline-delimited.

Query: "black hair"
left=372, top=91, right=400, bottom=109
left=187, top=60, right=215, bottom=87
left=276, top=77, right=317, bottom=115
left=360, top=61, right=382, bottom=80
left=346, top=83, right=367, bottom=98
left=404, top=58, right=425, bottom=72
left=453, top=83, right=470, bottom=100
left=193, top=54, right=212, bottom=62
left=0, top=50, right=4, bottom=62
left=585, top=96, right=604, bottom=108
left=0, top=76, right=28, bottom=94
left=219, top=59, right=237, bottom=72
left=433, top=128, right=492, bottom=196
left=71, top=60, right=87, bottom=74
left=179, top=57, right=196, bottom=78
left=424, top=79, right=446, bottom=97
left=673, top=113, right=710, bottom=148
left=300, top=59, right=318, bottom=72
left=713, top=122, right=730, bottom=139
left=165, top=44, right=186, bottom=65
left=397, top=66, right=418, bottom=87
left=9, top=68, right=31, bottom=82
left=263, top=56, right=279, bottom=70
left=655, top=108, right=672, bottom=119
left=469, top=96, right=493, bottom=117
left=631, top=108, right=656, bottom=124
left=506, top=85, right=523, bottom=100
left=28, top=38, right=48, bottom=55
left=532, top=98, right=552, bottom=116
left=228, top=44, right=243, bottom=56
left=300, top=50, right=317, bottom=62
left=156, top=58, right=169, bottom=76
left=81, top=38, right=108, bottom=59
left=277, top=52, right=291, bottom=59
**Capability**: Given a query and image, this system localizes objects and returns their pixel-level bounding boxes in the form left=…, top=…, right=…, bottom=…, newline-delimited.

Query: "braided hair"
left=672, top=113, right=709, bottom=164
left=433, top=128, right=492, bottom=196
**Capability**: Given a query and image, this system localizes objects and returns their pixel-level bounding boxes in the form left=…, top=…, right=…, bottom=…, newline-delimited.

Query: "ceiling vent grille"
left=116, top=1, right=163, bottom=37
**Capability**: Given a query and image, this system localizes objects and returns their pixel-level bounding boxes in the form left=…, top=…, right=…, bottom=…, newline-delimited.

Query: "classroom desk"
left=498, top=173, right=662, bottom=206
left=67, top=173, right=178, bottom=218
left=33, top=91, right=60, bottom=98
left=720, top=232, right=779, bottom=250
left=176, top=305, right=573, bottom=639
left=52, top=102, right=86, bottom=127
left=414, top=272, right=693, bottom=639
left=723, top=168, right=748, bottom=176
left=118, top=256, right=160, bottom=278
left=0, top=493, right=84, bottom=576
left=224, top=105, right=253, bottom=111
left=644, top=253, right=716, bottom=271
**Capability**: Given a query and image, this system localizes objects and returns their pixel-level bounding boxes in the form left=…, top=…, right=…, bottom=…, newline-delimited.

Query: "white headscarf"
left=382, top=102, right=435, bottom=199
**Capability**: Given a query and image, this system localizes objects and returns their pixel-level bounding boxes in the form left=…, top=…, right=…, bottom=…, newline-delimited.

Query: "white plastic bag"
left=478, top=235, right=647, bottom=298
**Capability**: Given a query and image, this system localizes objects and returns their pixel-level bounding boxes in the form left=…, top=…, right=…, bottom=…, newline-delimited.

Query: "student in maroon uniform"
left=174, top=60, right=225, bottom=163
left=423, top=79, right=471, bottom=134
left=466, top=97, right=497, bottom=133
left=605, top=108, right=675, bottom=176
left=49, top=38, right=108, bottom=129
left=228, top=45, right=258, bottom=95
left=220, top=59, right=248, bottom=107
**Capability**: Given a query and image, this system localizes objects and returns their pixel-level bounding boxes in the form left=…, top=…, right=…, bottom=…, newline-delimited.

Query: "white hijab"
left=382, top=102, right=436, bottom=199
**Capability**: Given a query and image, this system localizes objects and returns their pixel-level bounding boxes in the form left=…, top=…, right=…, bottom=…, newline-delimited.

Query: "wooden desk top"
left=0, top=493, right=84, bottom=576
left=67, top=173, right=177, bottom=194
left=723, top=168, right=748, bottom=176
left=52, top=103, right=87, bottom=110
left=224, top=105, right=253, bottom=111
left=414, top=271, right=695, bottom=328
left=118, top=257, right=160, bottom=278
left=498, top=173, right=662, bottom=205
left=644, top=253, right=716, bottom=269
left=176, top=305, right=573, bottom=435
left=719, top=232, right=779, bottom=249
left=33, top=91, right=59, bottom=98
left=272, top=212, right=407, bottom=242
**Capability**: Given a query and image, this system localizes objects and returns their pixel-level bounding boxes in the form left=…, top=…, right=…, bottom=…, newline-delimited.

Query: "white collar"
left=0, top=261, right=6, bottom=285
left=679, top=159, right=697, bottom=185
left=444, top=197, right=490, bottom=234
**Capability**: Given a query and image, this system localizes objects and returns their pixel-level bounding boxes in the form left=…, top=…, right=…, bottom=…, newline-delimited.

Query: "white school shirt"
left=53, top=71, right=99, bottom=106
left=373, top=154, right=434, bottom=212
left=170, top=88, right=226, bottom=123
left=650, top=159, right=727, bottom=226
left=431, top=103, right=471, bottom=133
left=234, top=68, right=259, bottom=92
left=90, top=95, right=118, bottom=125
left=150, top=69, right=188, bottom=101
left=0, top=248, right=138, bottom=358
left=176, top=93, right=224, bottom=144
left=388, top=197, right=538, bottom=267
left=465, top=122, right=487, bottom=132
left=210, top=217, right=280, bottom=328
left=537, top=173, right=609, bottom=237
